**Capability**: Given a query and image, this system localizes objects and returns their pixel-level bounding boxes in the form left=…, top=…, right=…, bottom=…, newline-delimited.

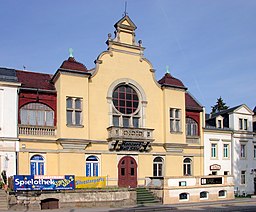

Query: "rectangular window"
left=170, top=108, right=181, bottom=132
left=66, top=97, right=82, bottom=126
left=239, top=118, right=243, bottom=130
left=217, top=120, right=222, bottom=128
left=244, top=119, right=248, bottom=130
left=223, top=144, right=229, bottom=158
left=240, top=144, right=246, bottom=158
left=211, top=143, right=217, bottom=158
left=224, top=171, right=229, bottom=175
left=254, top=145, right=256, bottom=159
left=241, top=170, right=246, bottom=184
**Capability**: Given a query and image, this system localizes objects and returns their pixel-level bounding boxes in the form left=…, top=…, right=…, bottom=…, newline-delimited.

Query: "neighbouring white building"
left=205, top=104, right=255, bottom=196
left=0, top=68, right=20, bottom=178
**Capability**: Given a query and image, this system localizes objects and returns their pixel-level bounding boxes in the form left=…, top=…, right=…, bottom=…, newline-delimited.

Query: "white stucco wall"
left=204, top=130, right=232, bottom=176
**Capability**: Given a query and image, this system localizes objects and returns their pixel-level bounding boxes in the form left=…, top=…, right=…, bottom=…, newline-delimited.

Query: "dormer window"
left=217, top=120, right=222, bottom=128
left=239, top=118, right=248, bottom=130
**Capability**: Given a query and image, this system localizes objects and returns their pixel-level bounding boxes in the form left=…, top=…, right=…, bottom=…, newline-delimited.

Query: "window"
left=254, top=145, right=256, bottom=159
left=86, top=155, right=99, bottom=177
left=153, top=157, right=164, bottom=177
left=183, top=158, right=192, bottom=176
left=186, top=118, right=198, bottom=136
left=112, top=85, right=140, bottom=128
left=241, top=170, right=246, bottom=184
left=223, top=144, right=229, bottom=158
left=30, top=155, right=45, bottom=175
left=179, top=193, right=189, bottom=200
left=20, top=103, right=54, bottom=126
left=170, top=108, right=181, bottom=132
left=66, top=97, right=82, bottom=125
left=212, top=171, right=217, bottom=175
left=240, top=144, right=246, bottom=158
left=217, top=120, right=222, bottom=128
left=218, top=190, right=226, bottom=197
left=200, top=191, right=208, bottom=199
left=211, top=143, right=217, bottom=158
left=224, top=171, right=229, bottom=175
left=239, top=118, right=248, bottom=130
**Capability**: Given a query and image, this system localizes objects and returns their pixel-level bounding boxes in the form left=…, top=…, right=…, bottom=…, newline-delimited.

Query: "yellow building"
left=17, top=15, right=205, bottom=188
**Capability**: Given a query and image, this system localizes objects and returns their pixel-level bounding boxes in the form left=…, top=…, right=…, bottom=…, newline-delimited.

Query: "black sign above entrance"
left=201, top=177, right=222, bottom=185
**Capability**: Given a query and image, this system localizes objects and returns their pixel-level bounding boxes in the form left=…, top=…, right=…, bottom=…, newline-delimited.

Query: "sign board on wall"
left=75, top=176, right=106, bottom=188
left=14, top=175, right=75, bottom=191
left=210, top=164, right=221, bottom=170
left=201, top=177, right=222, bottom=185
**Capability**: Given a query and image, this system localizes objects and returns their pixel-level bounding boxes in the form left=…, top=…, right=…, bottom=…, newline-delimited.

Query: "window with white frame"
left=153, top=157, right=164, bottom=177
left=30, top=155, right=45, bottom=175
left=217, top=120, right=222, bottom=128
left=241, top=170, right=246, bottom=184
left=200, top=191, right=208, bottom=199
left=240, top=144, right=246, bottom=158
left=20, top=103, right=54, bottom=126
left=183, top=158, right=192, bottom=176
left=223, top=144, right=229, bottom=158
left=239, top=118, right=248, bottom=130
left=86, top=155, right=99, bottom=177
left=66, top=97, right=82, bottom=126
left=211, top=143, right=217, bottom=158
left=112, top=85, right=140, bottom=128
left=179, top=193, right=189, bottom=200
left=218, top=190, right=226, bottom=197
left=186, top=118, right=198, bottom=136
left=170, top=108, right=181, bottom=132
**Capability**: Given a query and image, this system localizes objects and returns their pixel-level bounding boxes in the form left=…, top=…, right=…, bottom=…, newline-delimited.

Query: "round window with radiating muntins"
left=112, top=85, right=139, bottom=114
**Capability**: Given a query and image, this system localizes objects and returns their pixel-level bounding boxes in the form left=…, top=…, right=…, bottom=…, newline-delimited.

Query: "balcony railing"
left=18, top=125, right=56, bottom=136
left=107, top=126, right=154, bottom=141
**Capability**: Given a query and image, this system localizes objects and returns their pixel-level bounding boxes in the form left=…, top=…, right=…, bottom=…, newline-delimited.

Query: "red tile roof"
left=16, top=70, right=55, bottom=91
left=158, top=73, right=186, bottom=89
left=185, top=93, right=203, bottom=111
left=60, top=57, right=88, bottom=72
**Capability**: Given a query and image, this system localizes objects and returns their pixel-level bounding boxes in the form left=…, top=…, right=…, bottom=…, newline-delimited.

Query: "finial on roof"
left=123, top=1, right=128, bottom=16
left=69, top=48, right=74, bottom=58
left=166, top=65, right=170, bottom=74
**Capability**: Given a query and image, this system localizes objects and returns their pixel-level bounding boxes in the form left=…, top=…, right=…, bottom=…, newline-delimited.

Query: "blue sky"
left=1, top=0, right=256, bottom=112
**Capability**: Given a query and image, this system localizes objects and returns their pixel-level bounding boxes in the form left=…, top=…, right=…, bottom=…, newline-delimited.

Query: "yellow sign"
left=75, top=176, right=106, bottom=188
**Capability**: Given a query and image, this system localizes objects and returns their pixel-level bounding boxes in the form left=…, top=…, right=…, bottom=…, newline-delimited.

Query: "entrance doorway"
left=118, top=156, right=137, bottom=188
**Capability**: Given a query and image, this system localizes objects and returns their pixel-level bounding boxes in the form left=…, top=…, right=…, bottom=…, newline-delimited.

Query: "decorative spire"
left=123, top=1, right=128, bottom=16
left=69, top=48, right=74, bottom=58
left=166, top=65, right=170, bottom=74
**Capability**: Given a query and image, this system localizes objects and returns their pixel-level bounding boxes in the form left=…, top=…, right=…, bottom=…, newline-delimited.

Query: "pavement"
left=6, top=198, right=256, bottom=212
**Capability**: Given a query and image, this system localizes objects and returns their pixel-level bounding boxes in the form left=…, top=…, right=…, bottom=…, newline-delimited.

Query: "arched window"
left=153, top=157, right=164, bottom=177
left=20, top=103, right=54, bottom=126
left=112, top=84, right=140, bottom=128
left=218, top=190, right=226, bottom=197
left=30, top=155, right=45, bottom=175
left=86, top=156, right=99, bottom=177
left=183, top=158, right=192, bottom=176
left=200, top=191, right=208, bottom=199
left=179, top=193, right=189, bottom=200
left=186, top=118, right=198, bottom=136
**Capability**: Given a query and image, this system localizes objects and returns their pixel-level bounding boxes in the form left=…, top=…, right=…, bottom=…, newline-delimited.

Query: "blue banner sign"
left=14, top=175, right=75, bottom=191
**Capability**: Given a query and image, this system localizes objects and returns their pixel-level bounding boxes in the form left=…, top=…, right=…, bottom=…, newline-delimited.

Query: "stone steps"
left=0, top=189, right=8, bottom=210
left=136, top=188, right=161, bottom=205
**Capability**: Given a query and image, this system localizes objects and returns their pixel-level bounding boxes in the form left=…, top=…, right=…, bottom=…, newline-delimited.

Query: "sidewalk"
left=6, top=198, right=256, bottom=212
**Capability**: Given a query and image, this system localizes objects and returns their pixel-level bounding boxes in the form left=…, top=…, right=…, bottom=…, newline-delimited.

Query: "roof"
left=185, top=92, right=203, bottom=111
left=16, top=70, right=55, bottom=91
left=158, top=73, right=187, bottom=90
left=60, top=57, right=88, bottom=72
left=209, top=105, right=242, bottom=119
left=0, top=67, right=18, bottom=82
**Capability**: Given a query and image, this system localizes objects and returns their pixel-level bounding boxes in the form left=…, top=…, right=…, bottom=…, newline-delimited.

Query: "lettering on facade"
left=201, top=177, right=222, bottom=185
left=210, top=164, right=221, bottom=170
left=120, top=141, right=143, bottom=151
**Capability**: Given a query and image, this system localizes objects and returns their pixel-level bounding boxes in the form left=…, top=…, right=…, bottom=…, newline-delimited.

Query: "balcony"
left=107, top=126, right=154, bottom=152
left=18, top=125, right=56, bottom=136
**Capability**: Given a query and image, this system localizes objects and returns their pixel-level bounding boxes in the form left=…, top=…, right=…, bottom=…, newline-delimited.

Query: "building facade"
left=0, top=68, right=20, bottom=177
left=205, top=105, right=255, bottom=195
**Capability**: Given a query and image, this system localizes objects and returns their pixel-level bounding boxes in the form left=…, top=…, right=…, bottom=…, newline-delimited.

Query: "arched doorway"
left=118, top=156, right=137, bottom=188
